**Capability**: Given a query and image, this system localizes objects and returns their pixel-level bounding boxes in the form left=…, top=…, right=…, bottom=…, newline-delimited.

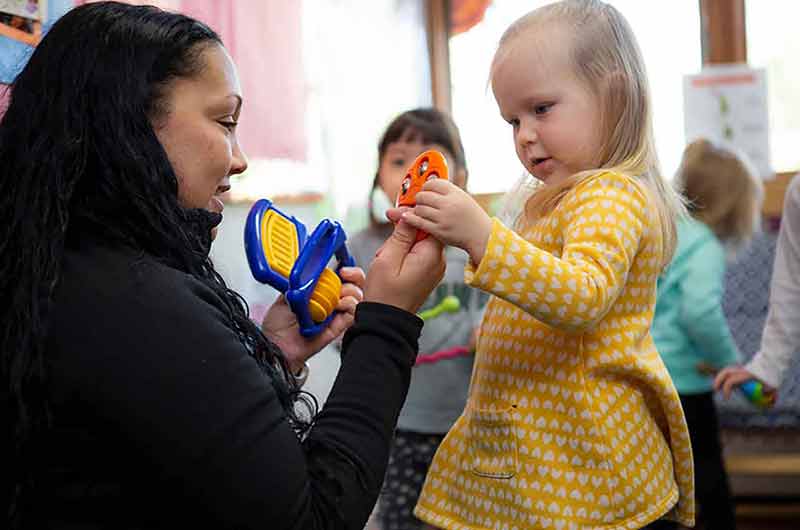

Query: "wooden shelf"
left=763, top=172, right=796, bottom=218
left=726, top=453, right=800, bottom=475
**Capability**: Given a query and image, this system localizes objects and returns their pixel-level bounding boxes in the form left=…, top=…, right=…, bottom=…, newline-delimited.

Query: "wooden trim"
left=735, top=502, right=800, bottom=519
left=425, top=0, right=452, bottom=113
left=699, top=1, right=799, bottom=215
left=726, top=453, right=800, bottom=475
left=763, top=172, right=796, bottom=218
left=223, top=191, right=325, bottom=206
left=700, top=0, right=746, bottom=64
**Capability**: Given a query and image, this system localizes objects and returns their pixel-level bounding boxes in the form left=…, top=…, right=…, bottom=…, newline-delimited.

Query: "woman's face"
left=153, top=43, right=247, bottom=237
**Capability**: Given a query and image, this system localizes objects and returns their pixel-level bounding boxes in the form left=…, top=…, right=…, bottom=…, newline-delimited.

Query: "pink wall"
left=77, top=0, right=307, bottom=161
left=175, top=1, right=307, bottom=162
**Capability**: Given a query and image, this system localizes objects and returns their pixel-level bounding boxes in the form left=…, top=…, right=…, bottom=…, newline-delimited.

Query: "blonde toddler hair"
left=492, top=0, right=686, bottom=268
left=676, top=138, right=763, bottom=251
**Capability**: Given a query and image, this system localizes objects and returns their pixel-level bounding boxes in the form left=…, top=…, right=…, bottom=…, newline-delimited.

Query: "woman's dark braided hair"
left=0, top=2, right=314, bottom=525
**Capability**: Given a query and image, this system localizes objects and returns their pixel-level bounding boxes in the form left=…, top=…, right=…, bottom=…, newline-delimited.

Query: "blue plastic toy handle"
left=244, top=198, right=355, bottom=337
left=244, top=198, right=306, bottom=292
left=287, top=219, right=355, bottom=337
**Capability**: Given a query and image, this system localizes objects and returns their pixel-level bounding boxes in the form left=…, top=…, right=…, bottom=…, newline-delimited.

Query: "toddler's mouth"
left=532, top=157, right=551, bottom=168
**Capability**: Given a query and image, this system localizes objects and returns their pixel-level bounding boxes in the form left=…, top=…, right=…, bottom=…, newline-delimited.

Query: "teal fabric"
left=652, top=218, right=741, bottom=394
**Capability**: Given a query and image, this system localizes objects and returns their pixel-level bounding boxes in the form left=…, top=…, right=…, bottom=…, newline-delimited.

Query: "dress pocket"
left=467, top=405, right=518, bottom=479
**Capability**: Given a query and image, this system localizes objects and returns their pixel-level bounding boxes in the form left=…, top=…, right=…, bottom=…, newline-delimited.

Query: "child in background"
left=349, top=108, right=488, bottom=530
left=652, top=139, right=763, bottom=530
left=401, top=1, right=695, bottom=528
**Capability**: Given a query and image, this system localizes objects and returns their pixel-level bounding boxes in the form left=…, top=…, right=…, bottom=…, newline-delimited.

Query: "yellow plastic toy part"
left=261, top=209, right=299, bottom=278
left=309, top=269, right=342, bottom=323
left=261, top=209, right=342, bottom=323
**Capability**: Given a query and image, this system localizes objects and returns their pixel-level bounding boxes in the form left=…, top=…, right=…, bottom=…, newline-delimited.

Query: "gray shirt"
left=747, top=174, right=800, bottom=388
left=348, top=224, right=488, bottom=433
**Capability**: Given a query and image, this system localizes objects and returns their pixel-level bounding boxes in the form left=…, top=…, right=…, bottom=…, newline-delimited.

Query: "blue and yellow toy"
left=244, top=199, right=355, bottom=337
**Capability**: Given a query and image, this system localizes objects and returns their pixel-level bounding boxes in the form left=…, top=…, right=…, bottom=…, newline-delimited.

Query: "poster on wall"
left=683, top=65, right=772, bottom=179
left=0, top=0, right=45, bottom=45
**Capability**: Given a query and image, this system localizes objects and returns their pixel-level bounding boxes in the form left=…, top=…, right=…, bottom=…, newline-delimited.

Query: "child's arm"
left=745, top=175, right=800, bottom=387
left=678, top=236, right=741, bottom=369
left=407, top=173, right=650, bottom=332
left=715, top=176, right=800, bottom=397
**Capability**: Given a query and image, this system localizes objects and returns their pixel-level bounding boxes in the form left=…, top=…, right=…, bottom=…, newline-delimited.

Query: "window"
left=746, top=0, right=800, bottom=173
left=231, top=0, right=432, bottom=222
left=449, top=0, right=702, bottom=193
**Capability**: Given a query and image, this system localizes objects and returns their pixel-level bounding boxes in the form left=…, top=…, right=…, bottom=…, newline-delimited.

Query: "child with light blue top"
left=652, top=138, right=762, bottom=530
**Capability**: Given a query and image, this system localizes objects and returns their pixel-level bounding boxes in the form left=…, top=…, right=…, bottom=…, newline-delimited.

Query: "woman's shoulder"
left=57, top=240, right=225, bottom=326
left=49, top=241, right=244, bottom=387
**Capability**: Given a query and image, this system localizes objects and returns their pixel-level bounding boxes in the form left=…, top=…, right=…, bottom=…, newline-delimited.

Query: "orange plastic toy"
left=395, top=149, right=449, bottom=241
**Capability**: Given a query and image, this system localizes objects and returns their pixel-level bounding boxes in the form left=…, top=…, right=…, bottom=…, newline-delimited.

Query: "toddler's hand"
left=713, top=365, right=776, bottom=399
left=394, top=179, right=492, bottom=264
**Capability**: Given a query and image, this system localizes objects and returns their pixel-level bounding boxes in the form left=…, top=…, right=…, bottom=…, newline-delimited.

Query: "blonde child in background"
left=652, top=139, right=763, bottom=530
left=394, top=1, right=695, bottom=528
left=348, top=108, right=488, bottom=530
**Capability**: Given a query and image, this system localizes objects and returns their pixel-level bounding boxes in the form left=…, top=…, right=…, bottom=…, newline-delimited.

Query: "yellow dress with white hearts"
left=414, top=172, right=695, bottom=530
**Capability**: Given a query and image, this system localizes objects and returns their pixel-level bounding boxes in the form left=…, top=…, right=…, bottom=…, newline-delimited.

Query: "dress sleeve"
left=747, top=174, right=800, bottom=388
left=465, top=173, right=650, bottom=332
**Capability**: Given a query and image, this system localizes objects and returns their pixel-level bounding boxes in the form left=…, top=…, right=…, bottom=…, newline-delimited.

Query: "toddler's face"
left=378, top=131, right=460, bottom=202
left=492, top=29, right=603, bottom=187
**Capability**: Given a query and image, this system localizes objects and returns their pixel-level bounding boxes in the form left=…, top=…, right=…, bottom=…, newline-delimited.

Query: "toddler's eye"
left=534, top=103, right=553, bottom=115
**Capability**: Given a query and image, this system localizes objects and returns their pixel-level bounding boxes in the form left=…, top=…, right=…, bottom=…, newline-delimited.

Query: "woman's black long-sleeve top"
left=31, top=236, right=421, bottom=529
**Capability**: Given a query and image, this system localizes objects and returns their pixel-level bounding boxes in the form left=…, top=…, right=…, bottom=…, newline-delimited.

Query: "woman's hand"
left=714, top=365, right=776, bottom=399
left=262, top=266, right=365, bottom=373
left=389, top=179, right=492, bottom=265
left=364, top=212, right=446, bottom=313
